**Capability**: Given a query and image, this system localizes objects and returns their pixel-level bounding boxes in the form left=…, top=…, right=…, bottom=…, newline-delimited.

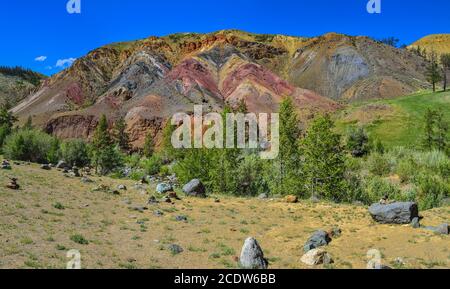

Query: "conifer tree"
left=302, top=114, right=347, bottom=201
left=114, top=117, right=130, bottom=152
left=426, top=50, right=443, bottom=92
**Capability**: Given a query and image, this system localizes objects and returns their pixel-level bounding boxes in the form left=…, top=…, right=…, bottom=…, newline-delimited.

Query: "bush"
left=415, top=173, right=449, bottom=210
left=141, top=154, right=163, bottom=176
left=367, top=153, right=391, bottom=176
left=234, top=154, right=268, bottom=197
left=362, top=176, right=402, bottom=204
left=3, top=129, right=59, bottom=163
left=346, top=126, right=371, bottom=157
left=91, top=145, right=124, bottom=175
left=60, top=139, right=90, bottom=167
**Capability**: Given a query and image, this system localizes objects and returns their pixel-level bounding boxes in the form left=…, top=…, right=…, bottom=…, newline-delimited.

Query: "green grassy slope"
left=335, top=91, right=450, bottom=148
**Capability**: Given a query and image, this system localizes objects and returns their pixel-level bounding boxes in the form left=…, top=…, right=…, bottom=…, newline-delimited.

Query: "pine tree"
left=426, top=50, right=443, bottom=92
left=435, top=110, right=449, bottom=153
left=92, top=115, right=123, bottom=175
left=143, top=132, right=154, bottom=158
left=441, top=53, right=450, bottom=92
left=301, top=114, right=347, bottom=201
left=114, top=117, right=130, bottom=152
left=346, top=126, right=371, bottom=157
left=423, top=108, right=437, bottom=151
left=269, top=97, right=303, bottom=196
left=0, top=102, right=17, bottom=147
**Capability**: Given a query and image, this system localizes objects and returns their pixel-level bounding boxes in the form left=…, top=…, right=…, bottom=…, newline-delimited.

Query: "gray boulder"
left=183, top=179, right=206, bottom=198
left=410, top=217, right=420, bottom=228
left=156, top=183, right=173, bottom=194
left=239, top=237, right=268, bottom=269
left=369, top=202, right=419, bottom=224
left=304, top=230, right=332, bottom=252
left=168, top=244, right=183, bottom=255
left=424, top=224, right=449, bottom=235
left=56, top=160, right=69, bottom=169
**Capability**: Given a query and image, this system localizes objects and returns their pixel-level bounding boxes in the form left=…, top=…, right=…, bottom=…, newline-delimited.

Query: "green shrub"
left=60, top=139, right=90, bottom=167
left=362, top=176, right=402, bottom=204
left=70, top=234, right=89, bottom=245
left=396, top=157, right=418, bottom=183
left=367, top=153, right=391, bottom=176
left=415, top=174, right=449, bottom=210
left=141, top=154, right=163, bottom=176
left=234, top=154, right=268, bottom=197
left=3, top=129, right=59, bottom=163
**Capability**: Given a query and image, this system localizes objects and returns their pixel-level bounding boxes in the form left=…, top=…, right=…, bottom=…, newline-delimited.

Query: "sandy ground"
left=0, top=162, right=449, bottom=269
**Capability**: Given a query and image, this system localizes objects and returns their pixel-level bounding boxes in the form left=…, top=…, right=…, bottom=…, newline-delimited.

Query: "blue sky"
left=1, top=0, right=449, bottom=75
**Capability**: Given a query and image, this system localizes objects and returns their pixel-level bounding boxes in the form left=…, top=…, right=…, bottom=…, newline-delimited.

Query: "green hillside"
left=335, top=91, right=450, bottom=148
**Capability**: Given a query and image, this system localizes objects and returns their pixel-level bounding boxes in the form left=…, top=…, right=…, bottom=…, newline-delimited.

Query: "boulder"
left=183, top=179, right=206, bottom=198
left=156, top=183, right=173, bottom=194
left=81, top=177, right=93, bottom=184
left=304, top=230, right=332, bottom=252
left=258, top=193, right=268, bottom=199
left=239, top=237, right=268, bottom=269
left=1, top=160, right=11, bottom=170
left=301, top=248, right=333, bottom=266
left=424, top=224, right=449, bottom=235
left=285, top=195, right=298, bottom=203
left=40, top=164, right=51, bottom=170
left=56, top=160, right=69, bottom=169
left=168, top=244, right=183, bottom=255
left=175, top=215, right=188, bottom=222
left=368, top=202, right=419, bottom=224
left=117, top=184, right=127, bottom=191
left=410, top=217, right=420, bottom=229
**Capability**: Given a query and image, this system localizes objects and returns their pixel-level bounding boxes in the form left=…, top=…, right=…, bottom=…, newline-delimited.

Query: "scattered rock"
left=301, top=248, right=333, bottom=266
left=156, top=183, right=173, bottom=194
left=168, top=244, right=183, bottom=255
left=40, top=164, right=51, bottom=170
left=148, top=196, right=159, bottom=205
left=1, top=160, right=11, bottom=170
left=117, top=184, right=127, bottom=191
left=183, top=179, right=206, bottom=198
left=93, top=184, right=110, bottom=192
left=304, top=230, right=332, bottom=252
left=175, top=215, right=188, bottom=222
left=239, top=237, right=268, bottom=269
left=128, top=206, right=148, bottom=213
left=56, top=160, right=69, bottom=169
left=368, top=202, right=419, bottom=224
left=162, top=197, right=172, bottom=204
left=154, top=210, right=164, bottom=217
left=6, top=177, right=19, bottom=190
left=393, top=257, right=406, bottom=267
left=258, top=193, right=268, bottom=199
left=424, top=224, right=449, bottom=235
left=81, top=177, right=93, bottom=184
left=214, top=198, right=221, bottom=203
left=410, top=217, right=420, bottom=228
left=70, top=166, right=80, bottom=177
left=168, top=191, right=180, bottom=200
left=285, top=195, right=298, bottom=203
left=328, top=227, right=342, bottom=238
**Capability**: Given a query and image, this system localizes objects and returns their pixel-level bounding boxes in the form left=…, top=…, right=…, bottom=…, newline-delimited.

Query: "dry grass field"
left=1, top=162, right=449, bottom=269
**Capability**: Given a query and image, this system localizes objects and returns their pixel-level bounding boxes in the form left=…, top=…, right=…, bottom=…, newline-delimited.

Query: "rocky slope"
left=11, top=30, right=431, bottom=148
left=409, top=34, right=450, bottom=58
left=0, top=66, right=46, bottom=107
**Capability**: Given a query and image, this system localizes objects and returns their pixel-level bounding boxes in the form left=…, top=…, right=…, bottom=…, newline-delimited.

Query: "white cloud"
left=55, top=58, right=77, bottom=68
left=35, top=56, right=47, bottom=62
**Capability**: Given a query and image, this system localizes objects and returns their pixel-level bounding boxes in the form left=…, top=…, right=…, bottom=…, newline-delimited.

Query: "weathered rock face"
left=369, top=202, right=419, bottom=224
left=183, top=179, right=206, bottom=198
left=11, top=31, right=430, bottom=149
left=239, top=237, right=268, bottom=269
